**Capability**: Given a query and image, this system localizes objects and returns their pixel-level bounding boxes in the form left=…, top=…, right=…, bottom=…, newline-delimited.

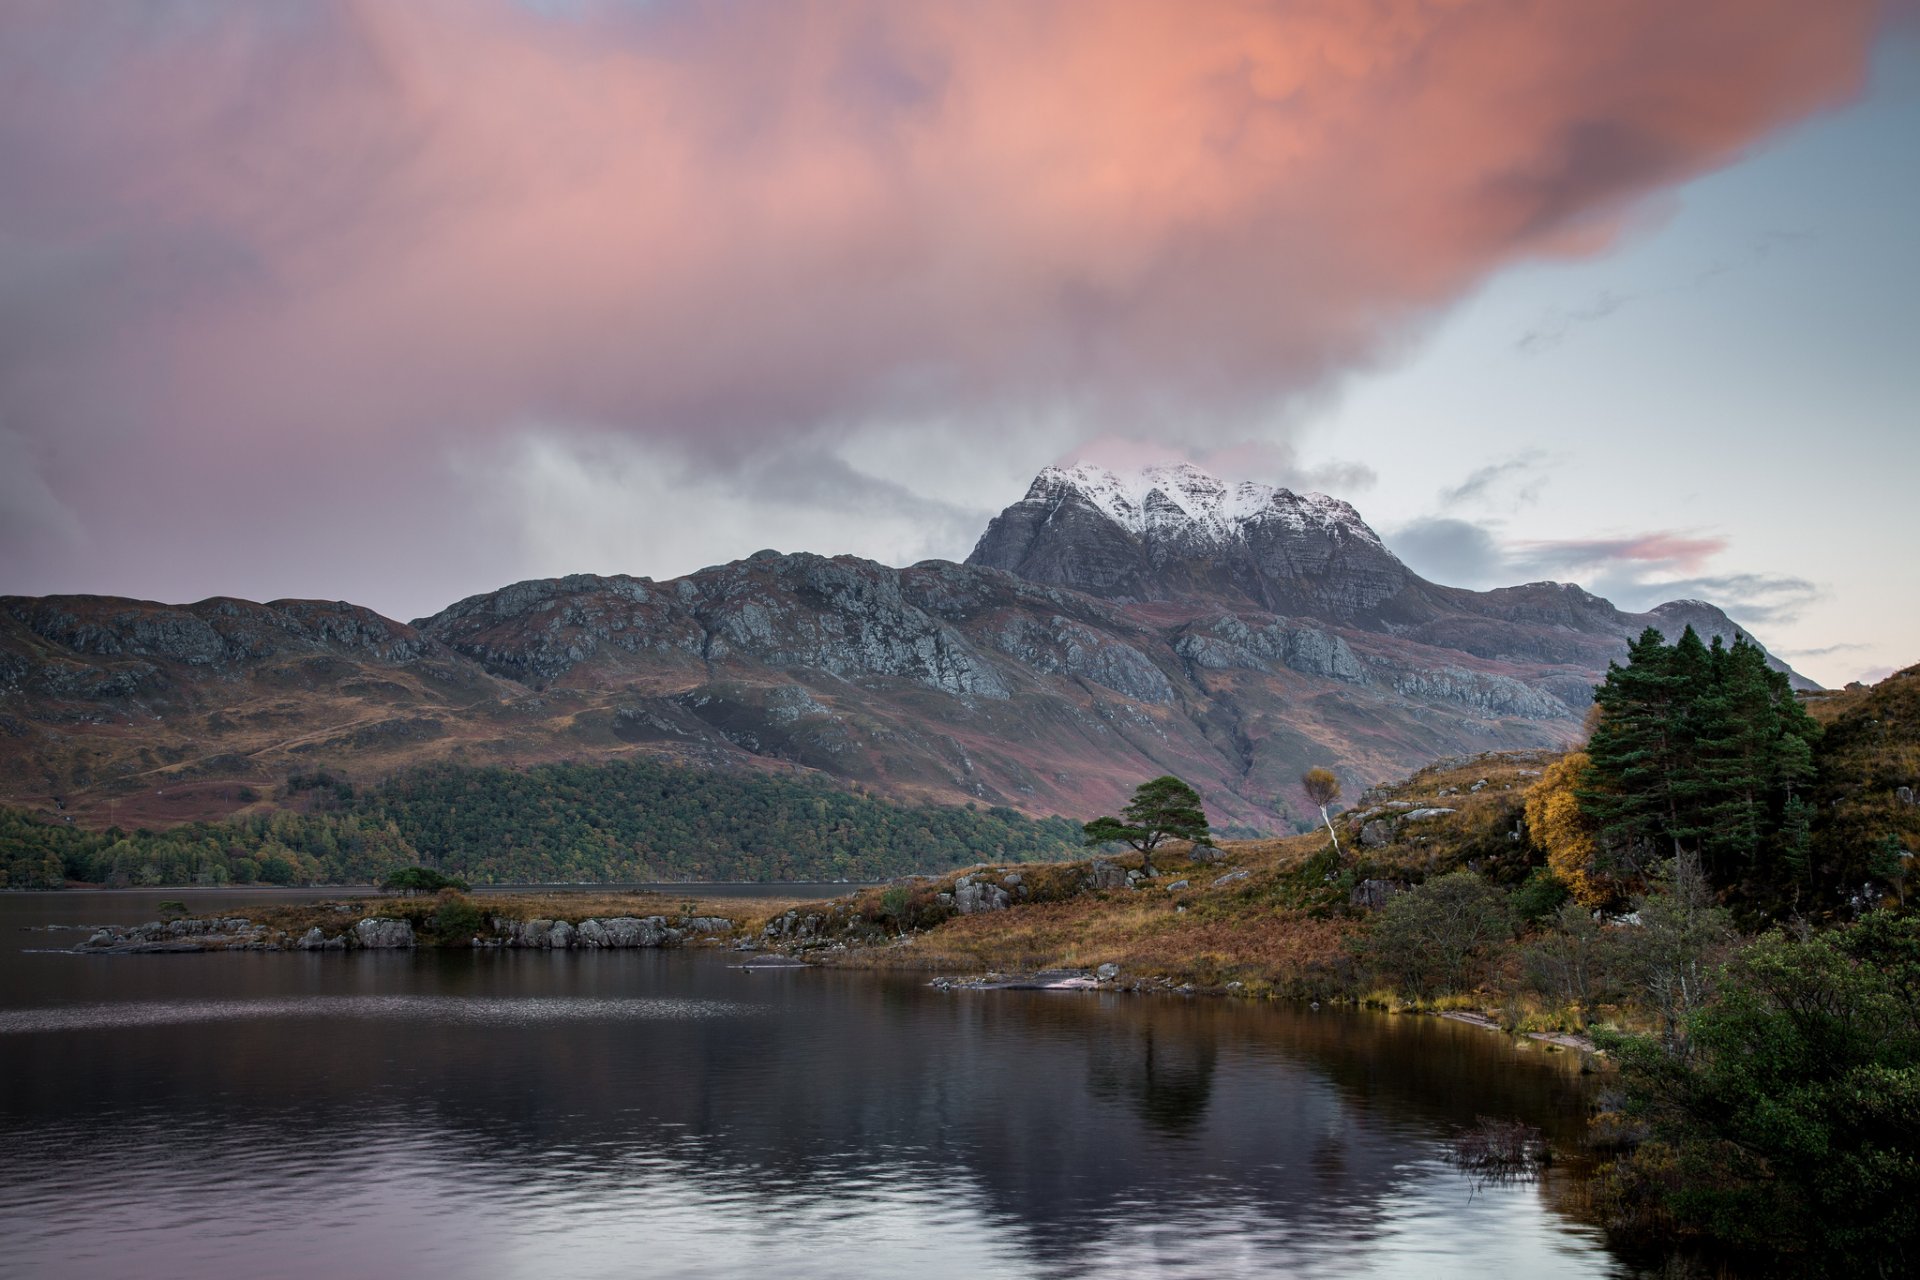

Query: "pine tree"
left=1581, top=626, right=1822, bottom=904
left=1084, top=776, right=1211, bottom=864
left=1581, top=628, right=1695, bottom=872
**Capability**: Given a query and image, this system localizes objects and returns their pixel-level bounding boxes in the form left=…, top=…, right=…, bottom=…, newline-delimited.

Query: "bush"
left=429, top=890, right=483, bottom=942
left=1511, top=867, right=1570, bottom=925
left=1360, top=870, right=1511, bottom=997
left=1598, top=912, right=1920, bottom=1273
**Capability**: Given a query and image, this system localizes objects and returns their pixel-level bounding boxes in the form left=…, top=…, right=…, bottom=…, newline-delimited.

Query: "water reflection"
left=0, top=903, right=1627, bottom=1278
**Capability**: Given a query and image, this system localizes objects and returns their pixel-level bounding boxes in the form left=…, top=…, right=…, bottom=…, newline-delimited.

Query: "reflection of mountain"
left=1, top=952, right=1606, bottom=1274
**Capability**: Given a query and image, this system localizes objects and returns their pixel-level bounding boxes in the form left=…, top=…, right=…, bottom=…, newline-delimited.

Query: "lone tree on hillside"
left=1084, top=776, right=1212, bottom=867
left=1302, top=767, right=1343, bottom=857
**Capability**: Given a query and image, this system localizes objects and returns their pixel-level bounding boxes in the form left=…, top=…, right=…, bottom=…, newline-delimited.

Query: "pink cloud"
left=1515, top=533, right=1732, bottom=575
left=0, top=0, right=1891, bottom=606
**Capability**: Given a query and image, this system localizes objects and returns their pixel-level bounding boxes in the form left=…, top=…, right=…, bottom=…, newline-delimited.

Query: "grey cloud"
left=1437, top=451, right=1549, bottom=508
left=1596, top=572, right=1820, bottom=626
left=1385, top=516, right=1512, bottom=588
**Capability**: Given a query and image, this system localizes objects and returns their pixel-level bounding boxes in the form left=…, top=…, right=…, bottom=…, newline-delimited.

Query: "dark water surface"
left=1, top=890, right=1629, bottom=1278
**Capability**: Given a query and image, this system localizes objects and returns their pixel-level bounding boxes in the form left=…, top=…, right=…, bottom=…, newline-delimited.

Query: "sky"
left=1, top=1, right=1915, bottom=688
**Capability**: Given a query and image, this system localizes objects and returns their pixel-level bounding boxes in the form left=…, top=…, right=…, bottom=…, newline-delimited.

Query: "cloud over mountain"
left=0, top=0, right=1889, bottom=612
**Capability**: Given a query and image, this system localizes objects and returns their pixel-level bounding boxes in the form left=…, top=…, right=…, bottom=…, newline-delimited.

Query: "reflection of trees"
left=1088, top=1024, right=1218, bottom=1137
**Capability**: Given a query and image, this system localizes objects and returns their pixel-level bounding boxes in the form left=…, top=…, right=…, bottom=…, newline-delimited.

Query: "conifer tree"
left=1580, top=626, right=1821, bottom=901
left=1084, top=776, right=1211, bottom=864
left=1581, top=628, right=1694, bottom=873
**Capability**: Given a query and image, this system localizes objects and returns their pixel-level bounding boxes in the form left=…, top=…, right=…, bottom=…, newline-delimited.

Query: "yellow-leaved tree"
left=1523, top=751, right=1606, bottom=908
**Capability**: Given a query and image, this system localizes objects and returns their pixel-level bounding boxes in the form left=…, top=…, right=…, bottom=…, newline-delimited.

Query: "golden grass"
left=229, top=888, right=811, bottom=940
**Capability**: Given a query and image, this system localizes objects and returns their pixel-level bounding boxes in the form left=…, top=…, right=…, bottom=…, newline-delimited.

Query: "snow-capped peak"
left=1032, top=461, right=1384, bottom=548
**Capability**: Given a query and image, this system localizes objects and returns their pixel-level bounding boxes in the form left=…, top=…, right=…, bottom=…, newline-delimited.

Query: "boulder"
left=1187, top=845, right=1225, bottom=865
left=353, top=918, right=415, bottom=949
left=296, top=927, right=346, bottom=951
left=1165, top=880, right=1190, bottom=891
left=576, top=916, right=667, bottom=948
left=1359, top=820, right=1393, bottom=850
left=1348, top=879, right=1405, bottom=911
left=1086, top=858, right=1130, bottom=891
left=953, top=875, right=1011, bottom=914
left=1095, top=963, right=1121, bottom=982
left=1212, top=869, right=1251, bottom=888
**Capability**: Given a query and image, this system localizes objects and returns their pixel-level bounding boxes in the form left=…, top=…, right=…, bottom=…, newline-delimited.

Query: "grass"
left=198, top=888, right=816, bottom=947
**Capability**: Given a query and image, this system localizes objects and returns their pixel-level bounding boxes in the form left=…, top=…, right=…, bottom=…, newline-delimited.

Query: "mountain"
left=969, top=462, right=1813, bottom=685
left=0, top=463, right=1812, bottom=835
left=970, top=462, right=1410, bottom=619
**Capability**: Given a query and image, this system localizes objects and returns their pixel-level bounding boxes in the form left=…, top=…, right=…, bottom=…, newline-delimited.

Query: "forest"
left=0, top=757, right=1083, bottom=887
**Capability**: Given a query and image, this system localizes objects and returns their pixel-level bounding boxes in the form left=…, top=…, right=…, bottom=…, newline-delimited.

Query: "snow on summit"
left=1034, top=462, right=1384, bottom=547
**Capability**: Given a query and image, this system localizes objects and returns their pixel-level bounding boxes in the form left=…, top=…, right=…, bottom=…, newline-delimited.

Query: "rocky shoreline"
left=49, top=910, right=740, bottom=954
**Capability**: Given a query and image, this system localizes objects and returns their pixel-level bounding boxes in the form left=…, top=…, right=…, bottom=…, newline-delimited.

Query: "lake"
left=1, top=888, right=1633, bottom=1278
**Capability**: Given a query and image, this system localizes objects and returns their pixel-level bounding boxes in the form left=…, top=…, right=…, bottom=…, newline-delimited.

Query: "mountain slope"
left=0, top=462, right=1814, bottom=836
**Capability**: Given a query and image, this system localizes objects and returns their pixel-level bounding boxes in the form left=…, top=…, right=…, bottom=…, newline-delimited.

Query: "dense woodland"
left=0, top=758, right=1082, bottom=887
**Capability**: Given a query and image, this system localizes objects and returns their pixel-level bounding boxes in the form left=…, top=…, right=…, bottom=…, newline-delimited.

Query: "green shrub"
left=429, top=890, right=483, bottom=942
left=1598, top=912, right=1920, bottom=1272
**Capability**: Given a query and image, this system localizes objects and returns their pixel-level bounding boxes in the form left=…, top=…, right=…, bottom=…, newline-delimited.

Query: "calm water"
left=0, top=889, right=1630, bottom=1279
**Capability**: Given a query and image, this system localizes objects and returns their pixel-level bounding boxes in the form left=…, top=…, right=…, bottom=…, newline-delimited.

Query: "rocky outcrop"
left=952, top=873, right=1013, bottom=914
left=1173, top=615, right=1363, bottom=683
left=490, top=914, right=732, bottom=948
left=1386, top=666, right=1569, bottom=720
left=76, top=916, right=264, bottom=952
left=1348, top=879, right=1405, bottom=910
left=420, top=556, right=1011, bottom=699
left=353, top=918, right=416, bottom=949
left=991, top=616, right=1175, bottom=704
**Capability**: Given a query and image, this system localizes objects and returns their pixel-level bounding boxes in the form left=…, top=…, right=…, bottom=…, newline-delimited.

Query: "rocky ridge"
left=0, top=462, right=1811, bottom=834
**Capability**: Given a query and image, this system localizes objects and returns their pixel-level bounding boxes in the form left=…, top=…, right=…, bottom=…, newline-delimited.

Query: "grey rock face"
left=1173, top=615, right=1364, bottom=684
left=574, top=916, right=669, bottom=948
left=952, top=875, right=1011, bottom=914
left=418, top=557, right=1011, bottom=699
left=991, top=615, right=1175, bottom=703
left=1348, top=879, right=1404, bottom=911
left=1388, top=666, right=1568, bottom=720
left=296, top=927, right=346, bottom=951
left=1086, top=858, right=1130, bottom=891
left=1095, top=962, right=1121, bottom=981
left=1359, top=820, right=1393, bottom=849
left=353, top=919, right=415, bottom=949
